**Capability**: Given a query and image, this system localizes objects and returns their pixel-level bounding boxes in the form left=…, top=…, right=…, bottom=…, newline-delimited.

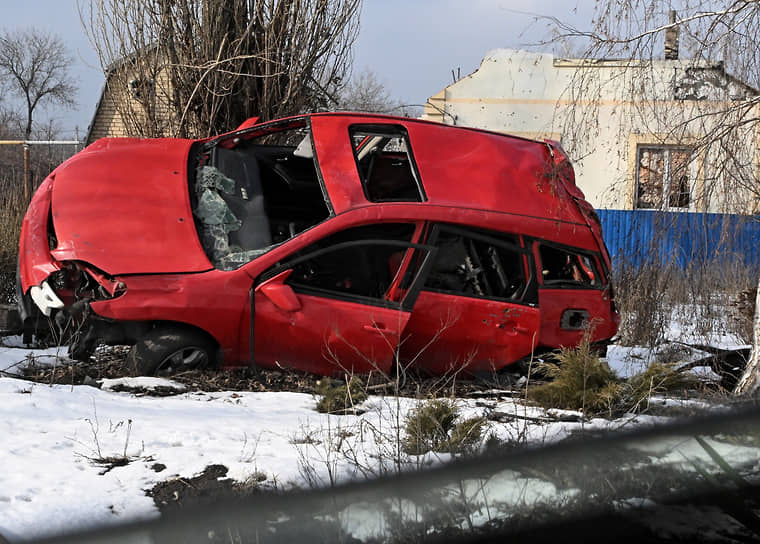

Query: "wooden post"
left=23, top=143, right=30, bottom=201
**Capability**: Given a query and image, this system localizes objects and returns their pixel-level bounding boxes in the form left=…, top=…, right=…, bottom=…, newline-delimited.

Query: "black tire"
left=128, top=326, right=216, bottom=376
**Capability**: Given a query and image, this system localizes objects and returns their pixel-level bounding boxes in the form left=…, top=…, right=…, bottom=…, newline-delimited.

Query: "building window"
left=128, top=77, right=155, bottom=103
left=635, top=146, right=692, bottom=209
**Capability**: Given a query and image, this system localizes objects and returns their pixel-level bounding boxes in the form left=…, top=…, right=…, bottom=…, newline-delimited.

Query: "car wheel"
left=129, top=327, right=216, bottom=376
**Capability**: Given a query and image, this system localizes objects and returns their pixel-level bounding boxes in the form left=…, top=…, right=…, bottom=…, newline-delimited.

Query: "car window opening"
left=539, top=244, right=600, bottom=287
left=425, top=229, right=528, bottom=302
left=193, top=127, right=330, bottom=270
left=350, top=125, right=425, bottom=203
left=269, top=223, right=417, bottom=302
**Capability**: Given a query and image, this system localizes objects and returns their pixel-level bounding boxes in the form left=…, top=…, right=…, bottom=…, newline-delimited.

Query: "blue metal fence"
left=596, top=209, right=760, bottom=270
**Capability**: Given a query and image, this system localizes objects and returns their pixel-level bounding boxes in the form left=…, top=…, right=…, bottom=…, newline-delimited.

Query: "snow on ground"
left=604, top=303, right=748, bottom=379
left=0, top=337, right=67, bottom=377
left=0, top=378, right=330, bottom=539
left=0, top=369, right=723, bottom=542
left=666, top=303, right=748, bottom=350
left=0, top=376, right=588, bottom=540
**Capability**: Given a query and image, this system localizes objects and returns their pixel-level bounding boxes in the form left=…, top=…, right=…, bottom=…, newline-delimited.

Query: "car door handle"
left=362, top=324, right=399, bottom=336
left=502, top=321, right=530, bottom=336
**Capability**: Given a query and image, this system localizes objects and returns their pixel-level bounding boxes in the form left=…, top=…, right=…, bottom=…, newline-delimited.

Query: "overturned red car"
left=18, top=113, right=618, bottom=376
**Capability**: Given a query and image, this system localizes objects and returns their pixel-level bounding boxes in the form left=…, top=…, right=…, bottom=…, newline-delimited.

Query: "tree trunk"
left=734, top=280, right=760, bottom=395
left=24, top=105, right=32, bottom=141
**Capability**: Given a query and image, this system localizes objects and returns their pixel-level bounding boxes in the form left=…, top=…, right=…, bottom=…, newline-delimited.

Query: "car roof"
left=305, top=113, right=590, bottom=230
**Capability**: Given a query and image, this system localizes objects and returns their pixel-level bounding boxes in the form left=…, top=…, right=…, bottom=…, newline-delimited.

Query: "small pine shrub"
left=529, top=340, right=702, bottom=416
left=315, top=376, right=367, bottom=414
left=403, top=399, right=456, bottom=455
left=403, top=398, right=485, bottom=455
left=528, top=341, right=623, bottom=415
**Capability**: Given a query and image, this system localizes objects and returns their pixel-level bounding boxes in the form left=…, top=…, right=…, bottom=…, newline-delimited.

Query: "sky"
left=1, top=0, right=588, bottom=140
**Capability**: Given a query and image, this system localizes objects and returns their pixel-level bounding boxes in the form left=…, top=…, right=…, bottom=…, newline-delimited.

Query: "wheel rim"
left=157, top=346, right=209, bottom=373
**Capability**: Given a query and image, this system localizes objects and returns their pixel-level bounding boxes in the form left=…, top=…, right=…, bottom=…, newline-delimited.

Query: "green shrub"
left=625, top=361, right=699, bottom=408
left=528, top=341, right=623, bottom=416
left=529, top=340, right=702, bottom=416
left=403, top=398, right=485, bottom=455
left=315, top=376, right=367, bottom=414
left=449, top=416, right=487, bottom=454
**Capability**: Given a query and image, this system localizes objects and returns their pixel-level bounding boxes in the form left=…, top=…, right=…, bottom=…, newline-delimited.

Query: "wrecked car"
left=18, top=113, right=619, bottom=376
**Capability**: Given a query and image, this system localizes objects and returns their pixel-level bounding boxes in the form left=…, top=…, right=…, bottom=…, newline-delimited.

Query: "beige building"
left=86, top=50, right=175, bottom=145
left=423, top=48, right=759, bottom=213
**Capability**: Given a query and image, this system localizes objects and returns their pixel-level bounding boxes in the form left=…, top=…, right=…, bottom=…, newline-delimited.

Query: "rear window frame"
left=533, top=240, right=606, bottom=289
left=348, top=124, right=427, bottom=203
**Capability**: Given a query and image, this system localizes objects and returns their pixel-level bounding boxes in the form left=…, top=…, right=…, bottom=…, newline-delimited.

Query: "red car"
left=18, top=113, right=618, bottom=376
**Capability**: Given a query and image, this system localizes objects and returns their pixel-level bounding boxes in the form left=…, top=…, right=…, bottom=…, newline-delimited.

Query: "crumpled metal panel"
left=18, top=176, right=61, bottom=291
left=48, top=138, right=212, bottom=275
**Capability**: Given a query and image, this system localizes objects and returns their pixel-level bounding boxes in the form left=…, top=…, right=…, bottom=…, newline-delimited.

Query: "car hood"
left=49, top=138, right=213, bottom=275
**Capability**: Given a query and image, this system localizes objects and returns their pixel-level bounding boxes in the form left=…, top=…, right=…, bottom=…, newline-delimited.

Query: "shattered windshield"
left=192, top=122, right=331, bottom=270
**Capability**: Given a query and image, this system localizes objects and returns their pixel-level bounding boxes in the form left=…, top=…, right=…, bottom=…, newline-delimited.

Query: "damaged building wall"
left=422, top=48, right=760, bottom=215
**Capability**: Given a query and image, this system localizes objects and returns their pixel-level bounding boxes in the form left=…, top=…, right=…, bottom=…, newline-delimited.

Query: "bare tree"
left=0, top=28, right=77, bottom=140
left=80, top=0, right=362, bottom=139
left=337, top=68, right=417, bottom=115
left=0, top=104, right=23, bottom=139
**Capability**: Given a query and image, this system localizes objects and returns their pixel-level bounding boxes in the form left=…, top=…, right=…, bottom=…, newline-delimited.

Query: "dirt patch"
left=106, top=384, right=188, bottom=397
left=17, top=346, right=133, bottom=385
left=12, top=344, right=531, bottom=399
left=148, top=464, right=266, bottom=514
left=150, top=365, right=530, bottom=400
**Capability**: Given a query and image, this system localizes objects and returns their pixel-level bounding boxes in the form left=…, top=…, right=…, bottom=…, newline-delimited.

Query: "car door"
left=399, top=224, right=541, bottom=375
left=252, top=223, right=432, bottom=375
left=533, top=242, right=618, bottom=348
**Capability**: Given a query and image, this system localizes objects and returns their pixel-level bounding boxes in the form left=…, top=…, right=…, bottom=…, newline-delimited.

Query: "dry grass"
left=0, top=173, right=25, bottom=303
left=614, top=260, right=756, bottom=347
left=0, top=142, right=80, bottom=303
left=529, top=336, right=702, bottom=417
